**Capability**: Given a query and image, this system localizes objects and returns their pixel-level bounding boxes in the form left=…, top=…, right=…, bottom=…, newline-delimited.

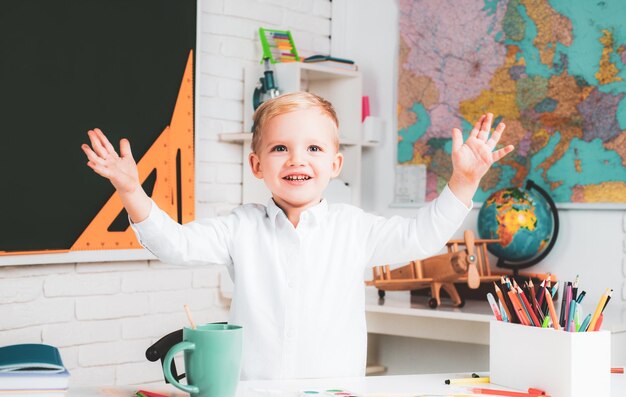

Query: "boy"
left=82, top=92, right=513, bottom=380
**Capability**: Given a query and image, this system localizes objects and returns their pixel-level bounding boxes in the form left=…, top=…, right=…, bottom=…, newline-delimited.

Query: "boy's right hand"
left=82, top=128, right=140, bottom=194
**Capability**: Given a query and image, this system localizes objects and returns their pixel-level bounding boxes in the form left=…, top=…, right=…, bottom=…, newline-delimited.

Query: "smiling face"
left=248, top=108, right=343, bottom=215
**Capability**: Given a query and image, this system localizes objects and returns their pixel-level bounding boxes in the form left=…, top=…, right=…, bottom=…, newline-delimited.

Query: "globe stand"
left=495, top=179, right=560, bottom=276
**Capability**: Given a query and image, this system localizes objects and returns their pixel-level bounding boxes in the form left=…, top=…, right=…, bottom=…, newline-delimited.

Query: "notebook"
left=0, top=344, right=69, bottom=391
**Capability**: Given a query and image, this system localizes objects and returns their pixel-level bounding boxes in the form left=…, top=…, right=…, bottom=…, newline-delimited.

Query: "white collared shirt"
left=130, top=185, right=470, bottom=380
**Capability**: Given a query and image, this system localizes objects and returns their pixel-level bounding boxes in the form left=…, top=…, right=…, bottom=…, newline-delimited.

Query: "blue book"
left=0, top=344, right=70, bottom=390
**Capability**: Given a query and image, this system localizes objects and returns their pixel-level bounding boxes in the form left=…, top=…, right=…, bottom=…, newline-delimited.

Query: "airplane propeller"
left=465, top=229, right=480, bottom=289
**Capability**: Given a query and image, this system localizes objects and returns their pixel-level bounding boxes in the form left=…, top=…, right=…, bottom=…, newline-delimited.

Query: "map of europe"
left=398, top=0, right=626, bottom=203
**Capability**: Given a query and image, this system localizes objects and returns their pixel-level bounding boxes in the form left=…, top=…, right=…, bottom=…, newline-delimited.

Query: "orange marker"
left=593, top=313, right=604, bottom=331
left=544, top=287, right=560, bottom=330
left=611, top=367, right=624, bottom=374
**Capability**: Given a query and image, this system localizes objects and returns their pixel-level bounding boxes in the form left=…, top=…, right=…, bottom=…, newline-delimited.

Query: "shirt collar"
left=265, top=198, right=329, bottom=227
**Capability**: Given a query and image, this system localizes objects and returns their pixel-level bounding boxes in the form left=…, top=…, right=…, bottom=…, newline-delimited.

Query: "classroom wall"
left=0, top=0, right=332, bottom=387
left=332, top=0, right=626, bottom=374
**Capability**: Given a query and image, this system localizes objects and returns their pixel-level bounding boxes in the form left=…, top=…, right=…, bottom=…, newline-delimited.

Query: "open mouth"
left=283, top=175, right=311, bottom=181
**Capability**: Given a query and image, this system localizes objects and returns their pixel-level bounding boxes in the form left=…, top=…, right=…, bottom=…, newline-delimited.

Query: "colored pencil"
left=518, top=287, right=540, bottom=327
left=494, top=283, right=513, bottom=323
left=588, top=288, right=611, bottom=331
left=544, top=287, right=560, bottom=330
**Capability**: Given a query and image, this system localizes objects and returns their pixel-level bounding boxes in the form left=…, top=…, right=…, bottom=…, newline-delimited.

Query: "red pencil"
left=518, top=286, right=541, bottom=327
left=508, top=290, right=531, bottom=326
left=137, top=390, right=170, bottom=397
left=472, top=387, right=547, bottom=396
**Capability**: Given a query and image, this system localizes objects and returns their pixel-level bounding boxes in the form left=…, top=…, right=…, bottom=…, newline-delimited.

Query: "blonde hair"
left=251, top=91, right=339, bottom=153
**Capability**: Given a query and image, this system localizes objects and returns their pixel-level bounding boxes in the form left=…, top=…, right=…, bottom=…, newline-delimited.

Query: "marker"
left=567, top=300, right=577, bottom=332
left=612, top=367, right=625, bottom=374
left=541, top=315, right=550, bottom=328
left=499, top=300, right=509, bottom=322
left=545, top=287, right=560, bottom=330
left=593, top=313, right=604, bottom=331
left=487, top=293, right=502, bottom=321
left=578, top=313, right=592, bottom=332
left=494, top=283, right=513, bottom=323
left=563, top=284, right=572, bottom=330
left=444, top=376, right=490, bottom=384
left=550, top=281, right=559, bottom=298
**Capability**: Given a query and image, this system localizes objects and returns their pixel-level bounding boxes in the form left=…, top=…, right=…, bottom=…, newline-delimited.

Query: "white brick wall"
left=0, top=0, right=332, bottom=387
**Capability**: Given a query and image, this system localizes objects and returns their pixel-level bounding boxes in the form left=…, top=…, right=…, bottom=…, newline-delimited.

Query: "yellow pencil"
left=444, top=376, right=490, bottom=384
left=588, top=288, right=611, bottom=331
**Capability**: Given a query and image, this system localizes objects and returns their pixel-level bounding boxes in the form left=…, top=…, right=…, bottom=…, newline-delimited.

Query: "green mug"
left=163, top=323, right=243, bottom=397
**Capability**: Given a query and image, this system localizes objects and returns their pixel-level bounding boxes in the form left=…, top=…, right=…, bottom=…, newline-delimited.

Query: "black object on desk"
left=146, top=329, right=184, bottom=384
left=145, top=322, right=228, bottom=384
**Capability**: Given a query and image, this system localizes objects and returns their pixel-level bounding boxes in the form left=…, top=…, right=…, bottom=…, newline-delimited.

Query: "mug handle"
left=163, top=341, right=199, bottom=394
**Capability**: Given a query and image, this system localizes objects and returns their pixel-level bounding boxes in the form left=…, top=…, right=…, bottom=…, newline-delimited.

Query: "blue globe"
left=477, top=182, right=556, bottom=267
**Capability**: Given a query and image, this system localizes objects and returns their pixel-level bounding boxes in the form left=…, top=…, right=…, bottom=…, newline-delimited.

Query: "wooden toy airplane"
left=366, top=230, right=503, bottom=308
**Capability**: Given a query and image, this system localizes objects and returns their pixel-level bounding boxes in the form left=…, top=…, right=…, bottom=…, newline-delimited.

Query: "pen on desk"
left=444, top=376, right=490, bottom=384
left=486, top=293, right=502, bottom=321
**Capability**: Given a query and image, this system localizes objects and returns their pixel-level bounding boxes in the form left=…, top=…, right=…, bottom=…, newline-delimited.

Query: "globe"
left=477, top=180, right=558, bottom=269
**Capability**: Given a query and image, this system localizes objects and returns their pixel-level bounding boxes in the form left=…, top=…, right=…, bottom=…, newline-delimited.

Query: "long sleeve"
left=130, top=199, right=234, bottom=267
left=365, top=185, right=471, bottom=267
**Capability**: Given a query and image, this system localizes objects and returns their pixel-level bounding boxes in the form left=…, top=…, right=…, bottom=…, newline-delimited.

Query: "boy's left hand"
left=449, top=113, right=514, bottom=206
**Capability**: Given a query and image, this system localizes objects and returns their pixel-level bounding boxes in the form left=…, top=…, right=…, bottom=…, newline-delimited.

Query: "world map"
left=397, top=0, right=626, bottom=203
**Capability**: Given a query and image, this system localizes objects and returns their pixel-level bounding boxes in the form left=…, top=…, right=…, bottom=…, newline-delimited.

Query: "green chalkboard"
left=0, top=0, right=196, bottom=254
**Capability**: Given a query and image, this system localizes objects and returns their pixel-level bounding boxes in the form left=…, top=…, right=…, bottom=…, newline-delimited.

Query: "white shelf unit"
left=223, top=62, right=365, bottom=206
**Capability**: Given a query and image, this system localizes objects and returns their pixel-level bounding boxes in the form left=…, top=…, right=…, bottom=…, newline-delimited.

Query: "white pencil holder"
left=490, top=321, right=610, bottom=397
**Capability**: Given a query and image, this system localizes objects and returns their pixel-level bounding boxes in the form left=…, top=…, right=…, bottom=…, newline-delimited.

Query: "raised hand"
left=81, top=128, right=140, bottom=194
left=449, top=113, right=514, bottom=206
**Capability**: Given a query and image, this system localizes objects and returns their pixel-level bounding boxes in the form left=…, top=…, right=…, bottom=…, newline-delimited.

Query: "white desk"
left=69, top=372, right=626, bottom=396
